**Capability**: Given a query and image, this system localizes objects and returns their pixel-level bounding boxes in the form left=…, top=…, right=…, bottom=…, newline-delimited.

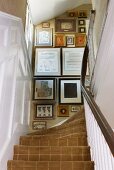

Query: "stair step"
left=8, top=160, right=94, bottom=170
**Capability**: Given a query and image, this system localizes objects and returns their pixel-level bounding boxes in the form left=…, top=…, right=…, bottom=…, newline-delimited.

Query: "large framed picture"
left=62, top=48, right=84, bottom=75
left=34, top=48, right=61, bottom=76
left=55, top=19, right=76, bottom=32
left=34, top=78, right=56, bottom=100
left=32, top=121, right=47, bottom=130
left=35, top=28, right=52, bottom=46
left=59, top=78, right=82, bottom=104
left=35, top=104, right=53, bottom=119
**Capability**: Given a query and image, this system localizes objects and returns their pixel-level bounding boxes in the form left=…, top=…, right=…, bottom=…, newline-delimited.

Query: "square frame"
left=59, top=78, right=82, bottom=104
left=32, top=121, right=47, bottom=130
left=78, top=27, right=86, bottom=33
left=55, top=34, right=66, bottom=46
left=35, top=104, right=53, bottom=119
left=62, top=48, right=84, bottom=76
left=78, top=19, right=85, bottom=26
left=75, top=33, right=86, bottom=47
left=55, top=19, right=76, bottom=32
left=58, top=105, right=69, bottom=117
left=78, top=10, right=87, bottom=18
left=35, top=28, right=52, bottom=46
left=34, top=48, right=61, bottom=76
left=34, top=78, right=56, bottom=100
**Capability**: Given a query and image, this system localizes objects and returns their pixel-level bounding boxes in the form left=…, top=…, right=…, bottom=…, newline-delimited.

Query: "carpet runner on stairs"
left=7, top=108, right=94, bottom=170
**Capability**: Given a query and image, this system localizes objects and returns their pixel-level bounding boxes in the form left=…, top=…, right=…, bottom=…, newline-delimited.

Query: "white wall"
left=0, top=12, right=32, bottom=170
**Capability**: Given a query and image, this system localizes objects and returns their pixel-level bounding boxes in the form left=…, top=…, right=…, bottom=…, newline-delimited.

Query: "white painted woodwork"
left=84, top=99, right=114, bottom=170
left=0, top=12, right=32, bottom=170
left=91, top=0, right=114, bottom=129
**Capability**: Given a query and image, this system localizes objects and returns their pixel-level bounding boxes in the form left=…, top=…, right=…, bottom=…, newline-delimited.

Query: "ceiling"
left=28, top=0, right=91, bottom=25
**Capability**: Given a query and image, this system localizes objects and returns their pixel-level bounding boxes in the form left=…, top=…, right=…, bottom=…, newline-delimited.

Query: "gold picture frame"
left=75, top=33, right=86, bottom=47
left=55, top=34, right=66, bottom=46
left=58, top=105, right=69, bottom=117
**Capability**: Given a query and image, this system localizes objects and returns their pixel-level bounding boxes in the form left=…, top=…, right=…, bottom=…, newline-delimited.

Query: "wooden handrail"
left=81, top=44, right=114, bottom=156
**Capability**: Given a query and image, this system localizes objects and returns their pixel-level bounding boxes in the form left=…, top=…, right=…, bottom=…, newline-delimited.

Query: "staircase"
left=7, top=108, right=94, bottom=170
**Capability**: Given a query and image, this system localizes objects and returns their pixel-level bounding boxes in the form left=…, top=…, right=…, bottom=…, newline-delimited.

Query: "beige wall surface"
left=0, top=0, right=27, bottom=25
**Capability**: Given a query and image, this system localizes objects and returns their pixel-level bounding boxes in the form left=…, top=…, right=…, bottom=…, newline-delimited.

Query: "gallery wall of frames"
left=32, top=7, right=91, bottom=131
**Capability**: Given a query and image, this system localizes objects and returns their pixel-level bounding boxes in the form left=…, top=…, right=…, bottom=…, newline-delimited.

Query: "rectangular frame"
left=62, top=48, right=84, bottom=76
left=35, top=28, right=52, bottom=46
left=34, top=78, right=56, bottom=100
left=78, top=19, right=85, bottom=26
left=78, top=10, right=87, bottom=18
left=42, top=22, right=50, bottom=28
left=66, top=35, right=75, bottom=47
left=34, top=48, right=61, bottom=76
left=70, top=105, right=81, bottom=112
left=35, top=104, right=53, bottom=119
left=58, top=105, right=69, bottom=117
left=78, top=27, right=86, bottom=33
left=59, top=78, right=82, bottom=104
left=55, top=34, right=66, bottom=47
left=55, top=19, right=76, bottom=32
left=75, top=33, right=86, bottom=47
left=32, top=121, right=47, bottom=130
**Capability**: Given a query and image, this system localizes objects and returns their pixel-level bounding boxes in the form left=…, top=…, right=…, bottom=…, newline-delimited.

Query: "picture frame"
left=78, top=27, right=86, bottom=33
left=32, top=121, right=47, bottom=130
left=70, top=105, right=81, bottom=112
left=78, top=10, right=87, bottom=18
left=55, top=34, right=66, bottom=46
left=34, top=48, right=61, bottom=76
left=58, top=105, right=69, bottom=117
left=59, top=78, right=82, bottom=104
left=62, top=48, right=84, bottom=75
left=75, top=33, right=86, bottom=47
left=42, top=22, right=50, bottom=28
left=35, top=28, right=52, bottom=46
left=78, top=19, right=85, bottom=26
left=67, top=11, right=76, bottom=17
left=34, top=78, right=56, bottom=100
left=66, top=35, right=75, bottom=47
left=55, top=19, right=76, bottom=32
left=35, top=104, right=53, bottom=119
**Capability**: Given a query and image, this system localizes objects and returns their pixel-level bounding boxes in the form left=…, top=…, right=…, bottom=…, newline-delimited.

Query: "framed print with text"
left=34, top=48, right=61, bottom=76
left=32, top=121, right=47, bottom=130
left=34, top=78, right=56, bottom=100
left=59, top=79, right=82, bottom=104
left=62, top=48, right=84, bottom=75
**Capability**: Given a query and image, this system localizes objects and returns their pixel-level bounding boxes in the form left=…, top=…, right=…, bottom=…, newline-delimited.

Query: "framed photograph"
left=32, top=121, right=46, bottom=130
left=34, top=48, right=61, bottom=76
left=35, top=104, right=53, bottom=119
left=55, top=34, right=66, bottom=46
left=42, top=22, right=50, bottom=28
left=78, top=10, right=87, bottom=18
left=70, top=105, right=81, bottom=112
left=67, top=11, right=76, bottom=17
left=62, top=48, right=84, bottom=75
left=58, top=105, right=69, bottom=117
left=34, top=78, right=56, bottom=100
left=35, top=28, right=52, bottom=46
left=59, top=78, right=82, bottom=104
left=55, top=19, right=76, bottom=32
left=75, top=33, right=86, bottom=47
left=78, top=27, right=86, bottom=33
left=78, top=19, right=85, bottom=26
left=66, top=35, right=75, bottom=47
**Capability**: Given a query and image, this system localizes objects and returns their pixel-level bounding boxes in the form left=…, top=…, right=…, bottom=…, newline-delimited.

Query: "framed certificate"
left=34, top=48, right=61, bottom=76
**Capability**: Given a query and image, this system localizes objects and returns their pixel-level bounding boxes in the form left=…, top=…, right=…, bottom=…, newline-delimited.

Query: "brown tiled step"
left=8, top=160, right=94, bottom=170
left=14, top=145, right=90, bottom=155
left=20, top=135, right=87, bottom=146
left=13, top=153, right=91, bottom=161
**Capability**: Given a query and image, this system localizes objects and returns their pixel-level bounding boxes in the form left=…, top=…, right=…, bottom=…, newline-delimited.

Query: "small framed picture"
left=78, top=10, right=87, bottom=18
left=58, top=105, right=69, bottom=117
left=78, top=19, right=85, bottom=26
left=55, top=34, right=66, bottom=46
left=35, top=28, right=52, bottom=46
left=68, top=11, right=76, bottom=17
left=42, top=22, right=50, bottom=28
left=35, top=104, right=53, bottom=119
left=32, top=121, right=47, bottom=130
left=71, top=105, right=81, bottom=112
left=34, top=78, right=56, bottom=100
left=59, top=78, right=82, bottom=104
left=75, top=33, right=86, bottom=47
left=66, top=35, right=75, bottom=47
left=78, top=27, right=86, bottom=33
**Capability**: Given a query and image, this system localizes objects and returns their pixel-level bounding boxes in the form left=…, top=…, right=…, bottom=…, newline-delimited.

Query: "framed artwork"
left=75, top=33, right=86, bottom=47
left=62, top=48, right=84, bottom=75
left=55, top=34, right=66, bottom=46
left=59, top=78, right=82, bottom=104
left=58, top=105, right=69, bottom=117
left=34, top=48, right=61, bottom=76
left=78, top=27, right=86, bottom=33
left=70, top=105, right=81, bottom=112
left=78, top=10, right=87, bottom=18
left=66, top=35, right=75, bottom=47
left=34, top=78, right=56, bottom=100
left=32, top=121, right=46, bottom=130
left=35, top=28, right=52, bottom=46
left=42, top=22, right=50, bottom=28
left=78, top=19, right=85, bottom=26
left=55, top=19, right=76, bottom=32
left=67, top=11, right=76, bottom=17
left=35, top=104, right=53, bottom=119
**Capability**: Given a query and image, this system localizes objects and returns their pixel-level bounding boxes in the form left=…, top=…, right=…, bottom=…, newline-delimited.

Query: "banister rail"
left=81, top=44, right=114, bottom=156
